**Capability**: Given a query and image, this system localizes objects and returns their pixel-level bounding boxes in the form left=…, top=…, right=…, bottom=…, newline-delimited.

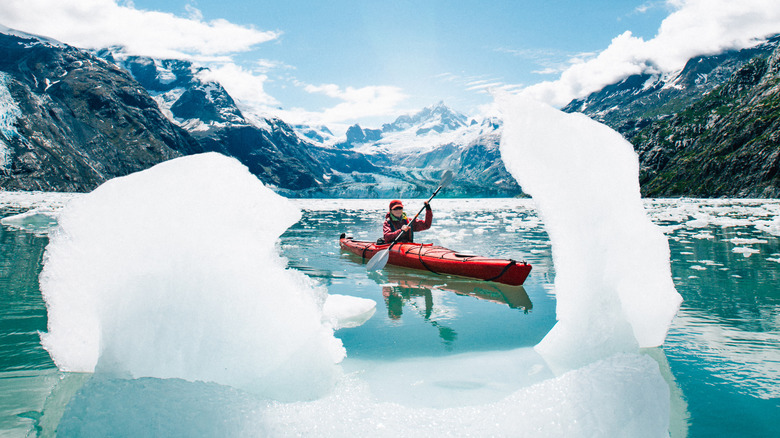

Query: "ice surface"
left=56, top=353, right=670, bottom=437
left=322, top=294, right=377, bottom=329
left=0, top=208, right=60, bottom=235
left=498, top=96, right=682, bottom=371
left=39, top=153, right=345, bottom=400
left=265, top=353, right=670, bottom=437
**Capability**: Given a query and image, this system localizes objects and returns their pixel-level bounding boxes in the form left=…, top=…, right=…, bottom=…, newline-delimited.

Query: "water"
left=1, top=195, right=779, bottom=436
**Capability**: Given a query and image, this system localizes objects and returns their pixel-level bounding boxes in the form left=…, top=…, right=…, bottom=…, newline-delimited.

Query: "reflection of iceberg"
left=670, top=308, right=780, bottom=400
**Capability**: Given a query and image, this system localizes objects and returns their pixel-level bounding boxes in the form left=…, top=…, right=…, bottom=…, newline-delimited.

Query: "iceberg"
left=498, top=96, right=682, bottom=372
left=39, top=153, right=347, bottom=400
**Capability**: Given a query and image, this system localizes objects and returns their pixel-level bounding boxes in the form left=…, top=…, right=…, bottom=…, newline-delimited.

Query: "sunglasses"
left=392, top=206, right=404, bottom=210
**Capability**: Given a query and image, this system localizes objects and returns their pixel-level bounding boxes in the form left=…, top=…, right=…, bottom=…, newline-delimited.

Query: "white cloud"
left=197, top=63, right=279, bottom=108
left=520, top=0, right=780, bottom=106
left=280, top=83, right=409, bottom=128
left=0, top=0, right=412, bottom=129
left=0, top=0, right=279, bottom=60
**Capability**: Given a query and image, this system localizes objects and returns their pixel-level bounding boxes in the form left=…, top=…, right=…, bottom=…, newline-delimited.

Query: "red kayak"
left=339, top=234, right=532, bottom=286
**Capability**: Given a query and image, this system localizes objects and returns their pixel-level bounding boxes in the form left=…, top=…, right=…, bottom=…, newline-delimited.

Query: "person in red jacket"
left=383, top=199, right=432, bottom=243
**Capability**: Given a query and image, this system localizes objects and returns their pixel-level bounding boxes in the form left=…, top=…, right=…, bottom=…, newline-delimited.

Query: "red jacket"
left=383, top=205, right=432, bottom=243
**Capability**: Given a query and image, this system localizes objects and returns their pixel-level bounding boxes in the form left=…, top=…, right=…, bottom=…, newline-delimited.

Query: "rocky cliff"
left=633, top=52, right=780, bottom=197
left=564, top=35, right=780, bottom=197
left=116, top=56, right=327, bottom=191
left=0, top=30, right=202, bottom=192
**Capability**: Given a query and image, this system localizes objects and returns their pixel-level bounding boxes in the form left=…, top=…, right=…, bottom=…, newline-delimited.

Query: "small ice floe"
left=691, top=232, right=714, bottom=240
left=732, top=247, right=760, bottom=258
left=0, top=208, right=59, bottom=235
left=689, top=265, right=707, bottom=271
left=755, top=216, right=780, bottom=236
left=659, top=224, right=684, bottom=234
left=685, top=215, right=710, bottom=228
left=729, top=237, right=768, bottom=245
left=766, top=257, right=780, bottom=264
left=322, top=294, right=377, bottom=329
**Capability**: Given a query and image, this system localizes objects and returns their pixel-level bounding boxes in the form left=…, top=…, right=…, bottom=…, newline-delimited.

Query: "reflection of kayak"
left=339, top=234, right=532, bottom=286
left=382, top=273, right=532, bottom=311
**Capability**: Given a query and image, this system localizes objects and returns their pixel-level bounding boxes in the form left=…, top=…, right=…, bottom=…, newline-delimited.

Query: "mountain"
left=632, top=50, right=780, bottom=197
left=0, top=28, right=202, bottom=191
left=295, top=103, right=522, bottom=198
left=564, top=35, right=780, bottom=197
left=5, top=25, right=777, bottom=199
left=114, top=55, right=327, bottom=191
left=0, top=28, right=329, bottom=193
left=0, top=27, right=518, bottom=197
left=381, top=101, right=470, bottom=134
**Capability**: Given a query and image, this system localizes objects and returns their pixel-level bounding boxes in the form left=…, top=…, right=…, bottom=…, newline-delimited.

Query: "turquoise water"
left=1, top=196, right=779, bottom=436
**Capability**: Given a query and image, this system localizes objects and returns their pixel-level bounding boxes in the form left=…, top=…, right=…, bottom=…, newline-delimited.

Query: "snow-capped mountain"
left=0, top=30, right=203, bottom=192
left=564, top=34, right=780, bottom=197
left=382, top=101, right=470, bottom=134
left=563, top=35, right=780, bottom=138
left=291, top=104, right=521, bottom=198
left=112, top=55, right=327, bottom=191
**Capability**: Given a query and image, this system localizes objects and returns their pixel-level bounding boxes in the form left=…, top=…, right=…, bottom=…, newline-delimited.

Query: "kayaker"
left=383, top=199, right=432, bottom=243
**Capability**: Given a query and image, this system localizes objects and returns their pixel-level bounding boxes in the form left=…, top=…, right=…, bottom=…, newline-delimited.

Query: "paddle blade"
left=440, top=170, right=454, bottom=188
left=366, top=248, right=390, bottom=271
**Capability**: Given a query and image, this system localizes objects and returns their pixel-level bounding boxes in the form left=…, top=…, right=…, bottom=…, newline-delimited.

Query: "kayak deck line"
left=339, top=234, right=532, bottom=286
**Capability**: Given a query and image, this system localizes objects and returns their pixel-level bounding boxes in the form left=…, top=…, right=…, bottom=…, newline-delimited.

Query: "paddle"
left=366, top=170, right=454, bottom=271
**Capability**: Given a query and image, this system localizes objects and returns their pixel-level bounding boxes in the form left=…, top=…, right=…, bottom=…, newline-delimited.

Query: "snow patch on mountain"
left=354, top=120, right=494, bottom=156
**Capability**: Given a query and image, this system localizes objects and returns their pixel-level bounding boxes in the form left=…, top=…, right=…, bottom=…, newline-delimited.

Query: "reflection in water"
left=381, top=283, right=458, bottom=346
left=366, top=268, right=533, bottom=346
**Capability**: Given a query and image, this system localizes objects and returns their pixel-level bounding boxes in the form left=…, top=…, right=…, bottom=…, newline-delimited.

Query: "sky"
left=2, top=0, right=780, bottom=134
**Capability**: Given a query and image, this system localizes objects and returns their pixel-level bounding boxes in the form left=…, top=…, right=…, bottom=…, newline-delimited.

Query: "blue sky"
left=125, top=0, right=669, bottom=122
left=2, top=1, right=780, bottom=133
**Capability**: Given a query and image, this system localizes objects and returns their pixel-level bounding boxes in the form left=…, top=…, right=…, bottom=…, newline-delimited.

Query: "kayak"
left=339, top=234, right=532, bottom=286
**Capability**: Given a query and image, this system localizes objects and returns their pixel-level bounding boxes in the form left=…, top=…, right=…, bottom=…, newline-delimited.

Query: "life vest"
left=386, top=213, right=414, bottom=243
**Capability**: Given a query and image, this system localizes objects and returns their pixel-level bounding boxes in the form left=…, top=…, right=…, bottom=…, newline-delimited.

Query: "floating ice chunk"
left=689, top=265, right=706, bottom=271
left=732, top=247, right=760, bottom=257
left=322, top=294, right=377, bottom=329
left=756, top=216, right=780, bottom=236
left=498, top=96, right=681, bottom=372
left=685, top=215, right=710, bottom=228
left=729, top=237, right=768, bottom=245
left=39, top=153, right=345, bottom=400
left=0, top=208, right=60, bottom=235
